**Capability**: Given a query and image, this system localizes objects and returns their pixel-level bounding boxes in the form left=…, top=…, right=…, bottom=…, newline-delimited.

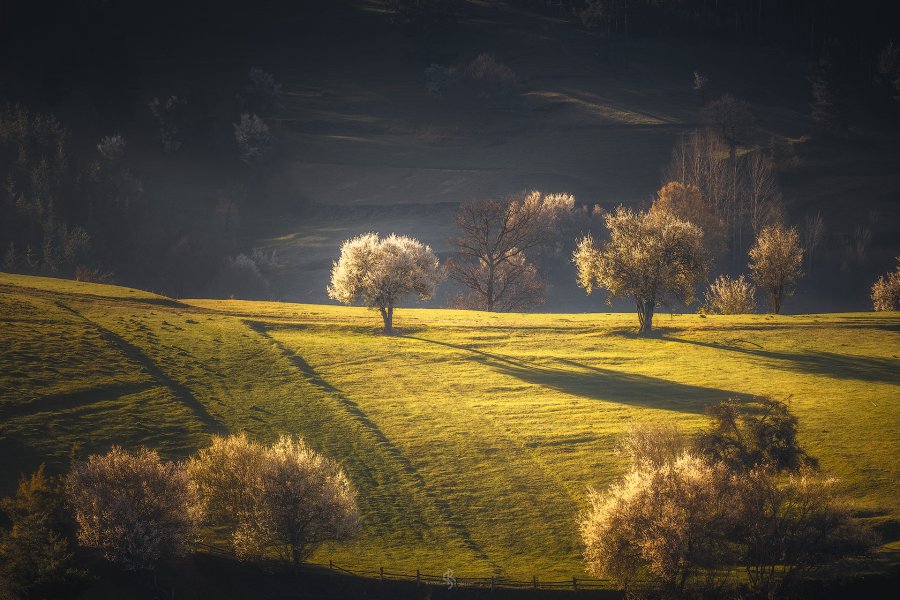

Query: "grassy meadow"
left=1, top=272, right=898, bottom=580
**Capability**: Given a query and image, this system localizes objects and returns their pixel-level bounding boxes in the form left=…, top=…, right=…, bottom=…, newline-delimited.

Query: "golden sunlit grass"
left=1, top=272, right=898, bottom=580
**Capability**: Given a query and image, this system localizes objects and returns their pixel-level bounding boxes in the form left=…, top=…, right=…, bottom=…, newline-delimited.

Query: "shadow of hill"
left=662, top=336, right=900, bottom=385
left=404, top=337, right=742, bottom=414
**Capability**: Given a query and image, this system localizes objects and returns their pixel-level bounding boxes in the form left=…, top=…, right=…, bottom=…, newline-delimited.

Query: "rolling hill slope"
left=1, top=273, right=898, bottom=579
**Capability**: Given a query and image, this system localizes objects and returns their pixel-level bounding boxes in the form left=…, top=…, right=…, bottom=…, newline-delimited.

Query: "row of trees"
left=0, top=434, right=358, bottom=596
left=327, top=201, right=805, bottom=335
left=580, top=398, right=875, bottom=597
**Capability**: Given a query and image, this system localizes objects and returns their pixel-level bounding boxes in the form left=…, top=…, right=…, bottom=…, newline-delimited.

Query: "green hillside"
left=1, top=273, right=898, bottom=580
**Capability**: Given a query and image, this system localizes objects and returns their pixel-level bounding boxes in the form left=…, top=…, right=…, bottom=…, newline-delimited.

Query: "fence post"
left=379, top=566, right=384, bottom=584
left=533, top=575, right=537, bottom=589
left=416, top=569, right=420, bottom=587
left=328, top=560, right=333, bottom=579
left=573, top=577, right=578, bottom=592
left=490, top=575, right=494, bottom=591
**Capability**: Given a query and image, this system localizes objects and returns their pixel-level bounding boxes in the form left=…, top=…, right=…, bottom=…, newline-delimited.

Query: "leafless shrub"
left=96, top=134, right=126, bottom=160
left=703, top=274, right=756, bottom=314
left=462, top=53, right=518, bottom=101
left=233, top=113, right=273, bottom=164
left=148, top=96, right=187, bottom=153
left=739, top=466, right=877, bottom=597
left=701, top=94, right=756, bottom=159
left=619, top=423, right=686, bottom=468
left=238, top=67, right=282, bottom=115
left=66, top=447, right=202, bottom=571
left=692, top=70, right=708, bottom=103
left=696, top=397, right=816, bottom=473
left=74, top=265, right=115, bottom=284
left=871, top=257, right=900, bottom=311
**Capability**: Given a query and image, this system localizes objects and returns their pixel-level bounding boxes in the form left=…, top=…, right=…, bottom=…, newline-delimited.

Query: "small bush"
left=96, top=134, right=126, bottom=160
left=148, top=96, right=187, bottom=153
left=66, top=447, right=202, bottom=571
left=619, top=422, right=685, bottom=468
left=188, top=433, right=359, bottom=566
left=238, top=67, right=282, bottom=115
left=462, top=53, right=518, bottom=100
left=871, top=257, right=900, bottom=311
left=703, top=274, right=756, bottom=314
left=695, top=397, right=817, bottom=473
left=233, top=113, right=273, bottom=164
left=74, top=265, right=115, bottom=284
left=580, top=453, right=742, bottom=594
left=424, top=64, right=457, bottom=97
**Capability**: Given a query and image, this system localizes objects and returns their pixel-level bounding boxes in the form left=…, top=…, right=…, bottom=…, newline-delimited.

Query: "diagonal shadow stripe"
left=56, top=302, right=226, bottom=434
left=0, top=382, right=156, bottom=420
left=246, top=320, right=495, bottom=567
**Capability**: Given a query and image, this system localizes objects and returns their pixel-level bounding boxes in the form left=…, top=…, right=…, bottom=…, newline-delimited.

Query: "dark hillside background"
left=1, top=0, right=898, bottom=312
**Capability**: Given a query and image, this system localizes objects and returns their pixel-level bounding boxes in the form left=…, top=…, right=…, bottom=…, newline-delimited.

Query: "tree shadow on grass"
left=662, top=336, right=900, bottom=385
left=404, top=336, right=743, bottom=414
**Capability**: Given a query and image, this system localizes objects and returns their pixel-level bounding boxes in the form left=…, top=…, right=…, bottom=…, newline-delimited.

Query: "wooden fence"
left=196, top=543, right=610, bottom=592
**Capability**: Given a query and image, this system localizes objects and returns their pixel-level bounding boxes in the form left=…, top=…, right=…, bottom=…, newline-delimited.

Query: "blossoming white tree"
left=573, top=206, right=707, bottom=334
left=328, top=232, right=444, bottom=334
left=65, top=447, right=202, bottom=571
left=187, top=433, right=359, bottom=567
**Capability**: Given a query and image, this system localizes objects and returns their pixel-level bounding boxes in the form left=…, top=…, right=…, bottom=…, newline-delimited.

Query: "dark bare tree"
left=702, top=95, right=757, bottom=255
left=448, top=191, right=573, bottom=311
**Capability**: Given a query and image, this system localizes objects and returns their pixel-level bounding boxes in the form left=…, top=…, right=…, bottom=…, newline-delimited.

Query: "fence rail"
left=195, top=542, right=610, bottom=592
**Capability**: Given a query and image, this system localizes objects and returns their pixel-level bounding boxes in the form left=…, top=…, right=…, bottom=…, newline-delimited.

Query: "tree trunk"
left=380, top=306, right=394, bottom=335
left=636, top=298, right=655, bottom=335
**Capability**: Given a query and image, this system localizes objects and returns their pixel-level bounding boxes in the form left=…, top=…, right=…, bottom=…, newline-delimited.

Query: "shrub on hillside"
left=748, top=224, right=803, bottom=314
left=187, top=434, right=359, bottom=566
left=233, top=113, right=273, bottom=164
left=581, top=403, right=875, bottom=598
left=462, top=53, right=518, bottom=100
left=66, top=447, right=202, bottom=571
left=96, top=133, right=126, bottom=161
left=0, top=466, right=86, bottom=599
left=238, top=67, right=282, bottom=116
left=580, top=453, right=743, bottom=595
left=148, top=96, right=187, bottom=153
left=703, top=274, right=756, bottom=314
left=871, top=257, right=900, bottom=311
left=74, top=264, right=115, bottom=284
left=696, top=397, right=817, bottom=473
